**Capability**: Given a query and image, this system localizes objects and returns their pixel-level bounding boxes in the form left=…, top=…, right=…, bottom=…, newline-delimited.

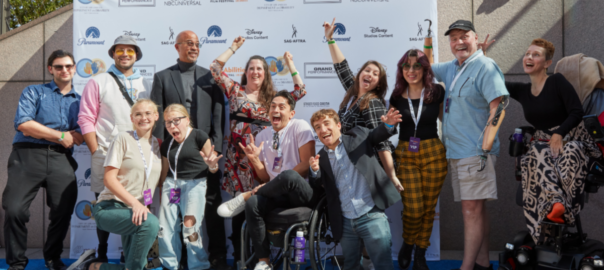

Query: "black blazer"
left=150, top=64, right=225, bottom=153
left=309, top=123, right=401, bottom=241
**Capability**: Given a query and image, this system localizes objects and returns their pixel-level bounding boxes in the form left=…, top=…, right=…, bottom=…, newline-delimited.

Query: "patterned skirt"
left=521, top=122, right=601, bottom=243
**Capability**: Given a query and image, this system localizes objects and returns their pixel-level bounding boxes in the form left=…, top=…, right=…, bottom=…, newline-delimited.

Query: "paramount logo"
left=77, top=39, right=105, bottom=46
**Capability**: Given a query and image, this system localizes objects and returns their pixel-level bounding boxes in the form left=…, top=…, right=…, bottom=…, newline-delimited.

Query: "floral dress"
left=210, top=60, right=307, bottom=196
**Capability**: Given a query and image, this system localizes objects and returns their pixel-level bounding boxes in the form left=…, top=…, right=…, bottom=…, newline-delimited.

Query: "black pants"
left=205, top=170, right=227, bottom=261
left=245, top=170, right=320, bottom=258
left=2, top=146, right=78, bottom=268
left=95, top=193, right=111, bottom=260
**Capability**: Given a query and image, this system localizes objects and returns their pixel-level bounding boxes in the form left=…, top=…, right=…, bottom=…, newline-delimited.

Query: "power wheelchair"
left=498, top=118, right=604, bottom=270
left=238, top=196, right=343, bottom=270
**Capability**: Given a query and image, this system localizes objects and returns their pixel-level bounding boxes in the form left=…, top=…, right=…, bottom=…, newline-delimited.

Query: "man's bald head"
left=175, top=30, right=200, bottom=63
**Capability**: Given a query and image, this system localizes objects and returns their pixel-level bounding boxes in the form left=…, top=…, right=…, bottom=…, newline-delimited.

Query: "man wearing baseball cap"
left=77, top=35, right=152, bottom=263
left=428, top=20, right=509, bottom=270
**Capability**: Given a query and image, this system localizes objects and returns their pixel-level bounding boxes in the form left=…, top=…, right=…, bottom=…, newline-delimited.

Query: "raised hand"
left=238, top=135, right=263, bottom=160
left=477, top=34, right=495, bottom=55
left=231, top=36, right=246, bottom=51
left=309, top=154, right=320, bottom=172
left=283, top=51, right=294, bottom=68
left=381, top=108, right=403, bottom=126
left=323, top=18, right=336, bottom=40
left=200, top=145, right=224, bottom=169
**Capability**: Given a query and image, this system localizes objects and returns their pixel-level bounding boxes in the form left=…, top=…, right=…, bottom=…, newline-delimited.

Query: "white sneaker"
left=66, top=249, right=97, bottom=270
left=253, top=261, right=272, bottom=270
left=217, top=194, right=245, bottom=217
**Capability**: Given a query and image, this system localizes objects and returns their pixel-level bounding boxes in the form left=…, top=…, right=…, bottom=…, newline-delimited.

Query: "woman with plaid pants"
left=390, top=49, right=447, bottom=270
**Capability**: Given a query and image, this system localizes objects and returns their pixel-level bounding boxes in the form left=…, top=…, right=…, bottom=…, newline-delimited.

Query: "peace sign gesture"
left=239, top=135, right=263, bottom=160
left=323, top=18, right=336, bottom=40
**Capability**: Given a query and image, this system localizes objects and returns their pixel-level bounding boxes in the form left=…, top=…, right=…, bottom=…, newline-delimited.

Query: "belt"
left=13, top=142, right=70, bottom=154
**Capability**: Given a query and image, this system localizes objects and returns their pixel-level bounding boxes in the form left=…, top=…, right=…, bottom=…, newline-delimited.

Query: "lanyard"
left=407, top=87, right=425, bottom=138
left=167, top=127, right=192, bottom=181
left=272, top=120, right=293, bottom=157
left=133, top=130, right=156, bottom=189
left=446, top=51, right=483, bottom=102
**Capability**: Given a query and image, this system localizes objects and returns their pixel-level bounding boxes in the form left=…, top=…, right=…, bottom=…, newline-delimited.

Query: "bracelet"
left=228, top=47, right=236, bottom=54
left=209, top=164, right=219, bottom=171
left=58, top=132, right=65, bottom=142
left=384, top=123, right=394, bottom=128
left=291, top=71, right=298, bottom=77
left=328, top=40, right=336, bottom=45
left=424, top=45, right=433, bottom=49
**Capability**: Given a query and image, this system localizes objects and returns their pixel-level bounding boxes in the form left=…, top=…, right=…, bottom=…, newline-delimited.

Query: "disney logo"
left=123, top=31, right=141, bottom=37
left=245, top=29, right=263, bottom=35
left=369, top=27, right=388, bottom=34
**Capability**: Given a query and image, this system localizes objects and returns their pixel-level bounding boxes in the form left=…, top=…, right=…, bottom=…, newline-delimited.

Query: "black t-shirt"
left=160, top=129, right=209, bottom=180
left=390, top=85, right=445, bottom=141
left=505, top=73, right=583, bottom=137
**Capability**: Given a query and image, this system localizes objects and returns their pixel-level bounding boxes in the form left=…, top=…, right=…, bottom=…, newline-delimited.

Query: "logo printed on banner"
left=123, top=31, right=145, bottom=42
left=323, top=23, right=350, bottom=43
left=259, top=0, right=293, bottom=11
left=224, top=66, right=245, bottom=78
left=200, top=25, right=228, bottom=47
left=304, top=62, right=337, bottom=78
left=75, top=200, right=93, bottom=220
left=303, top=101, right=330, bottom=108
left=265, top=56, right=290, bottom=76
left=284, top=24, right=305, bottom=43
left=75, top=0, right=109, bottom=13
left=118, top=0, right=155, bottom=7
left=365, top=27, right=393, bottom=38
left=78, top=0, right=104, bottom=4
left=161, top=27, right=176, bottom=45
left=78, top=27, right=106, bottom=46
left=303, top=0, right=340, bottom=3
left=76, top=58, right=106, bottom=78
left=164, top=0, right=201, bottom=6
left=243, top=28, right=268, bottom=40
left=409, top=20, right=429, bottom=42
left=135, top=65, right=156, bottom=82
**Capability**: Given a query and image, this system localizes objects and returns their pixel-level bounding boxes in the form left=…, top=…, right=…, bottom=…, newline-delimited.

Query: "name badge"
left=169, top=188, right=181, bottom=204
left=272, top=156, right=283, bottom=172
left=408, top=137, right=421, bottom=153
left=143, top=189, right=153, bottom=206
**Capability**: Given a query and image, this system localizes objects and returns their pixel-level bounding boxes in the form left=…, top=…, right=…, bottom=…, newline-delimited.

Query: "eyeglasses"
left=166, top=116, right=186, bottom=127
left=52, top=64, right=74, bottom=70
left=178, top=41, right=201, bottom=48
left=272, top=132, right=280, bottom=150
left=402, top=63, right=423, bottom=71
left=115, top=48, right=136, bottom=57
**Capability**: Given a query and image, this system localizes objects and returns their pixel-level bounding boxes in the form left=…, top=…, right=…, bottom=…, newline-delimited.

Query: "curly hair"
left=391, top=49, right=442, bottom=104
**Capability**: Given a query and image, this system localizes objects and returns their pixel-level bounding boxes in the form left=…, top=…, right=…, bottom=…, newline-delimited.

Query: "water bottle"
left=513, top=128, right=523, bottom=143
left=294, top=231, right=305, bottom=263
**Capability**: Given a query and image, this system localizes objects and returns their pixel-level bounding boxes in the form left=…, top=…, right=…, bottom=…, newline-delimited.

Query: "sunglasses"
left=166, top=116, right=186, bottom=127
left=52, top=65, right=74, bottom=70
left=115, top=48, right=136, bottom=57
left=401, top=63, right=423, bottom=71
left=178, top=41, right=201, bottom=48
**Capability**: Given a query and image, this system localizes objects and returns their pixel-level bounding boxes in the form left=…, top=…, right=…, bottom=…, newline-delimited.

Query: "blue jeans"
left=341, top=209, right=393, bottom=270
left=158, top=177, right=210, bottom=270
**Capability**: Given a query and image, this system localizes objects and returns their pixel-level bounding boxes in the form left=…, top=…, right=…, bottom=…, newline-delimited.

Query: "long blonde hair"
left=164, top=103, right=194, bottom=128
left=130, top=99, right=159, bottom=130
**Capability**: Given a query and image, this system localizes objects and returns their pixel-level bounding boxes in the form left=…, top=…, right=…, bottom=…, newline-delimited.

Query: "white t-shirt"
left=255, top=119, right=315, bottom=181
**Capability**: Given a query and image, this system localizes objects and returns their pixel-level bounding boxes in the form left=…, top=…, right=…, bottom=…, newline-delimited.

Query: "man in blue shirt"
left=430, top=20, right=509, bottom=270
left=2, top=50, right=83, bottom=270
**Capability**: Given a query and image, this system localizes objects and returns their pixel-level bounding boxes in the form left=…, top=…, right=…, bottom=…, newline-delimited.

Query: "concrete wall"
left=0, top=0, right=603, bottom=252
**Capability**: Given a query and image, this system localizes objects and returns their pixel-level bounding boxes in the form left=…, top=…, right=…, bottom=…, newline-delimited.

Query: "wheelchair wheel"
left=309, top=197, right=342, bottom=270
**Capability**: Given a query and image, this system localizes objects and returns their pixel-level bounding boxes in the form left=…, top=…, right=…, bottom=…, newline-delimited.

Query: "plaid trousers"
left=394, top=138, right=447, bottom=248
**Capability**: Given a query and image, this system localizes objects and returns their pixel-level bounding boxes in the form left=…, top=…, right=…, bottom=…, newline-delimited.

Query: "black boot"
left=413, top=247, right=429, bottom=270
left=398, top=242, right=414, bottom=270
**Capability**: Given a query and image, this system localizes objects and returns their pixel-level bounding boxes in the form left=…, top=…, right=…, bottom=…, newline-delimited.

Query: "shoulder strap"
left=108, top=72, right=135, bottom=107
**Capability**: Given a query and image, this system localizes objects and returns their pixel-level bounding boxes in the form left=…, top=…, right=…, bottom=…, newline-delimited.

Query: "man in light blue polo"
left=430, top=20, right=509, bottom=270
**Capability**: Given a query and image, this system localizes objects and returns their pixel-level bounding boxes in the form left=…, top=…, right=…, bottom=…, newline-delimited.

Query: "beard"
left=115, top=62, right=134, bottom=72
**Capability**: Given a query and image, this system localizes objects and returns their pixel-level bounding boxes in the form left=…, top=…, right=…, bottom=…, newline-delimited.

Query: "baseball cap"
left=444, top=20, right=476, bottom=36
left=108, top=35, right=143, bottom=61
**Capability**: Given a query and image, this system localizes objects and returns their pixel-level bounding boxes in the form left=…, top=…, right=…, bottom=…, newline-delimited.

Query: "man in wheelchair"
left=308, top=108, right=402, bottom=270
left=217, top=90, right=321, bottom=270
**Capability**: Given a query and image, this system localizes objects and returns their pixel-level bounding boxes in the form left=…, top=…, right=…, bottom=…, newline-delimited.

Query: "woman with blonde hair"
left=157, top=103, right=222, bottom=270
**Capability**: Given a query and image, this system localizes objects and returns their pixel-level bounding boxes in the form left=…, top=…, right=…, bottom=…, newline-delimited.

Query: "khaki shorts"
left=449, top=155, right=498, bottom=202
left=90, top=145, right=108, bottom=194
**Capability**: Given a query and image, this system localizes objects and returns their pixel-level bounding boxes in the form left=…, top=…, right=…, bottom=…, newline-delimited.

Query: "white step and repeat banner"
left=71, top=0, right=440, bottom=261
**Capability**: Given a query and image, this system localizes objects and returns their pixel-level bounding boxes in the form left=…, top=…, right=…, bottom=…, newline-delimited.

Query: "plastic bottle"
left=294, top=231, right=305, bottom=263
left=513, top=128, right=523, bottom=143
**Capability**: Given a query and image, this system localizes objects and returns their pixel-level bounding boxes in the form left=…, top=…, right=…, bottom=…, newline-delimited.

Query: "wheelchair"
left=498, top=119, right=604, bottom=270
left=238, top=196, right=343, bottom=270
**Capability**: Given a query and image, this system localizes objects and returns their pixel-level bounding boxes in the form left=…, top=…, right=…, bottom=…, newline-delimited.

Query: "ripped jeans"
left=158, top=177, right=210, bottom=270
